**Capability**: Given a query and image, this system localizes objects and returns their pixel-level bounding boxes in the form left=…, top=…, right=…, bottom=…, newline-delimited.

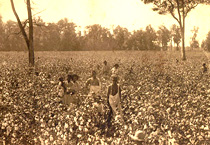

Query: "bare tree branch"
left=22, top=19, right=29, bottom=28
left=33, top=9, right=46, bottom=17
left=33, top=21, right=46, bottom=27
left=176, top=0, right=183, bottom=28
left=8, top=19, right=29, bottom=38
left=168, top=0, right=181, bottom=26
left=10, top=0, right=29, bottom=50
left=6, top=31, right=22, bottom=39
left=184, top=3, right=198, bottom=17
left=169, top=10, right=180, bottom=25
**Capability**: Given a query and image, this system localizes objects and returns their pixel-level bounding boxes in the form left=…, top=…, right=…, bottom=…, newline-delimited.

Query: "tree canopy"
left=141, top=0, right=210, bottom=60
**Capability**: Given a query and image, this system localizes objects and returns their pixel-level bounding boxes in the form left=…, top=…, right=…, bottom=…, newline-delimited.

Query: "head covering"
left=114, top=63, right=119, bottom=68
left=72, top=74, right=79, bottom=81
left=129, top=130, right=145, bottom=142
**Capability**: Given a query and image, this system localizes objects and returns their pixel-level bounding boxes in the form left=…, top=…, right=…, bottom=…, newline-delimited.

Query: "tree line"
left=0, top=16, right=191, bottom=51
left=1, top=0, right=210, bottom=66
left=202, top=31, right=210, bottom=51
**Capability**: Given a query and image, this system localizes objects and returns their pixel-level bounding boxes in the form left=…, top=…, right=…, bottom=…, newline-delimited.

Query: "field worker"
left=57, top=77, right=66, bottom=99
left=111, top=63, right=119, bottom=78
left=107, top=76, right=123, bottom=125
left=202, top=63, right=207, bottom=73
left=96, top=64, right=101, bottom=74
left=102, top=60, right=110, bottom=75
left=63, top=74, right=73, bottom=105
left=86, top=70, right=101, bottom=96
left=64, top=74, right=80, bottom=106
left=86, top=70, right=103, bottom=113
left=176, top=58, right=179, bottom=63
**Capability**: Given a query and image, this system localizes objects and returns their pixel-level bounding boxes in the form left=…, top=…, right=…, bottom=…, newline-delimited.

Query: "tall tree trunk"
left=10, top=0, right=29, bottom=49
left=10, top=0, right=34, bottom=66
left=27, top=0, right=34, bottom=66
left=181, top=28, right=186, bottom=59
left=181, top=1, right=186, bottom=60
left=181, top=25, right=186, bottom=60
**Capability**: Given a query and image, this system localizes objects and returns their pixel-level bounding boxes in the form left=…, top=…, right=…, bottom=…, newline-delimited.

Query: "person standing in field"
left=85, top=70, right=104, bottom=113
left=57, top=77, right=66, bottom=100
left=86, top=70, right=101, bottom=96
left=102, top=60, right=110, bottom=75
left=202, top=63, right=208, bottom=73
left=63, top=74, right=73, bottom=105
left=111, top=64, right=119, bottom=78
left=64, top=74, right=80, bottom=106
left=107, top=76, right=123, bottom=125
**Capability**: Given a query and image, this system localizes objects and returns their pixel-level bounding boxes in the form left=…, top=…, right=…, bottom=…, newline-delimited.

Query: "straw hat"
left=129, top=130, right=145, bottom=142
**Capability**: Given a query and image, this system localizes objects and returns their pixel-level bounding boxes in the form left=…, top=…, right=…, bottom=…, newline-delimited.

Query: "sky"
left=1, top=0, right=210, bottom=46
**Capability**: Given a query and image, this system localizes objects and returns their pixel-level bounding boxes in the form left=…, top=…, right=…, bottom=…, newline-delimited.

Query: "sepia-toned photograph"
left=0, top=0, right=210, bottom=144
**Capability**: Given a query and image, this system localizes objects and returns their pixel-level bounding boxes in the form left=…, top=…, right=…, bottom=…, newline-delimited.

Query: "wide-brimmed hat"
left=129, top=130, right=145, bottom=142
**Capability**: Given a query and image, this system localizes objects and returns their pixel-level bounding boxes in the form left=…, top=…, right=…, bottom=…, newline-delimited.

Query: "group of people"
left=55, top=59, right=208, bottom=144
left=57, top=61, right=123, bottom=122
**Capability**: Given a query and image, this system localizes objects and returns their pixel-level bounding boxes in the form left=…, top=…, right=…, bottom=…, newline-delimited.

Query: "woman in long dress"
left=64, top=74, right=80, bottom=106
left=86, top=70, right=101, bottom=97
left=86, top=70, right=103, bottom=113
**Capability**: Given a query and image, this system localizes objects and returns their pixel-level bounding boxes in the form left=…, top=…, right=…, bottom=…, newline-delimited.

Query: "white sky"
left=1, top=0, right=210, bottom=46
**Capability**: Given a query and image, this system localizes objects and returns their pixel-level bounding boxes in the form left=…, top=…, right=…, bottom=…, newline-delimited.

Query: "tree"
left=0, top=15, right=5, bottom=50
left=190, top=26, right=199, bottom=49
left=113, top=26, right=130, bottom=50
left=84, top=24, right=112, bottom=50
left=4, top=20, right=25, bottom=51
left=33, top=17, right=47, bottom=51
left=141, top=0, right=210, bottom=60
left=201, top=40, right=206, bottom=49
left=10, top=0, right=34, bottom=66
left=144, top=25, right=158, bottom=50
left=205, top=31, right=210, bottom=51
left=157, top=25, right=171, bottom=51
left=84, top=24, right=102, bottom=50
left=171, top=24, right=181, bottom=51
left=57, top=18, right=77, bottom=51
left=44, top=22, right=61, bottom=51
left=128, top=29, right=146, bottom=50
